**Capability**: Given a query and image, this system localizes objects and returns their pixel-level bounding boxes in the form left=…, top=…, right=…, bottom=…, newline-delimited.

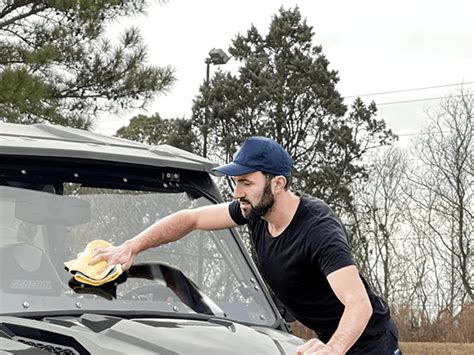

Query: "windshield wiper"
left=128, top=263, right=226, bottom=318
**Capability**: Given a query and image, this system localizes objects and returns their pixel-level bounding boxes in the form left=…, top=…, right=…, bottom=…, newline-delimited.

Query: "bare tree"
left=349, top=146, right=410, bottom=303
left=406, top=89, right=473, bottom=315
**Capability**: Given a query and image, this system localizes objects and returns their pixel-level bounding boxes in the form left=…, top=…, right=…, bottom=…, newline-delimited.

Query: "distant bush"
left=291, top=302, right=473, bottom=343
left=392, top=303, right=473, bottom=343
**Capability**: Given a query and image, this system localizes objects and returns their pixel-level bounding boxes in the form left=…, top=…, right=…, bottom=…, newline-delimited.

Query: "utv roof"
left=0, top=123, right=217, bottom=172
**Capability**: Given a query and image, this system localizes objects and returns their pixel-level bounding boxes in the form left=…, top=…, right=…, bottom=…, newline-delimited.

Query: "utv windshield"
left=0, top=184, right=275, bottom=326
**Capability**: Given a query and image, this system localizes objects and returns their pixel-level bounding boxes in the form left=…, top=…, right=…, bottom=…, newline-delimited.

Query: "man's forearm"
left=126, top=209, right=197, bottom=256
left=327, top=298, right=372, bottom=353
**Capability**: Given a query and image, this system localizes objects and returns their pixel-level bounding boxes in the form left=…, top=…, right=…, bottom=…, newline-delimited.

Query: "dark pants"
left=347, top=319, right=402, bottom=355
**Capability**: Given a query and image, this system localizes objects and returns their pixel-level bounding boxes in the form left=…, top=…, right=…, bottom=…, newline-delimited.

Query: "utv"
left=0, top=123, right=303, bottom=354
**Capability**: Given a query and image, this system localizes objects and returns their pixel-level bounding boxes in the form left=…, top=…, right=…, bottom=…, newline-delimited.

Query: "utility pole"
left=202, top=48, right=230, bottom=158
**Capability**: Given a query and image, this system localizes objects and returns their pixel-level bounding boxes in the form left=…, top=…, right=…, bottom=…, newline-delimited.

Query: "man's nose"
left=233, top=184, right=244, bottom=200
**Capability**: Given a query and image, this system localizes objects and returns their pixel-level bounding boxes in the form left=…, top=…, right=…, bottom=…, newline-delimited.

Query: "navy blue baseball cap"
left=212, top=136, right=293, bottom=177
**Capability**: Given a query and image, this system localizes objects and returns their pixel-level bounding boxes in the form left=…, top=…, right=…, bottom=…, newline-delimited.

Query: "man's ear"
left=273, top=176, right=287, bottom=192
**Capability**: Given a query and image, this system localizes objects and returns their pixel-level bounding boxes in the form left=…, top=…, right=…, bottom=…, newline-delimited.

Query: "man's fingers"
left=91, top=246, right=107, bottom=258
left=89, top=254, right=103, bottom=266
left=96, top=264, right=111, bottom=275
left=87, top=244, right=132, bottom=272
left=296, top=338, right=325, bottom=355
left=89, top=247, right=109, bottom=266
left=296, top=338, right=316, bottom=354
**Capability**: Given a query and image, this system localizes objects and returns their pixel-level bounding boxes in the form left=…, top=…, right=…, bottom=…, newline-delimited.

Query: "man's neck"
left=263, top=191, right=300, bottom=237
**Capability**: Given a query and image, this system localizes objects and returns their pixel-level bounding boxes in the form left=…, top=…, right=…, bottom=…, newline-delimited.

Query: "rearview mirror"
left=14, top=190, right=90, bottom=226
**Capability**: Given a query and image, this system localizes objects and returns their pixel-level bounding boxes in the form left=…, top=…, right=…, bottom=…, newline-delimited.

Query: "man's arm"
left=325, top=265, right=373, bottom=353
left=296, top=265, right=372, bottom=355
left=90, top=203, right=237, bottom=271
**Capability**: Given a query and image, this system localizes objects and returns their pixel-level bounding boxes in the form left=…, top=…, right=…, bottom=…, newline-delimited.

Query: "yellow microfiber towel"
left=64, top=239, right=123, bottom=286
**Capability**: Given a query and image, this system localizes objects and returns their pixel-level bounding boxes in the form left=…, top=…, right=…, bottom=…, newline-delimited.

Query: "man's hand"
left=295, top=338, right=343, bottom=355
left=89, top=241, right=136, bottom=274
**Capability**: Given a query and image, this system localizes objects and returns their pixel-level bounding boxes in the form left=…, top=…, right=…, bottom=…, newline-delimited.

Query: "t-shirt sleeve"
left=308, top=217, right=354, bottom=277
left=228, top=200, right=248, bottom=226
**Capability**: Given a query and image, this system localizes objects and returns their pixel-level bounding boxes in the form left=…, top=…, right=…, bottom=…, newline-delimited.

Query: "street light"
left=207, top=48, right=231, bottom=66
left=203, top=48, right=230, bottom=158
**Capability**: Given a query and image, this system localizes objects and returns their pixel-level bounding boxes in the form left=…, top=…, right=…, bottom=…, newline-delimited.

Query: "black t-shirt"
left=229, top=193, right=389, bottom=344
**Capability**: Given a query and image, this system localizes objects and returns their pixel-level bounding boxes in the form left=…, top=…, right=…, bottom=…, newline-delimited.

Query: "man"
left=91, top=136, right=401, bottom=354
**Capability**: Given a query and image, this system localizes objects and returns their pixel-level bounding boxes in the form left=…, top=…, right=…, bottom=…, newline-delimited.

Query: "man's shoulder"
left=297, top=193, right=333, bottom=218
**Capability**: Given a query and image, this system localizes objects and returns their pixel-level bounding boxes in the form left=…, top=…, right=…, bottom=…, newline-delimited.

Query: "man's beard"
left=240, top=180, right=275, bottom=219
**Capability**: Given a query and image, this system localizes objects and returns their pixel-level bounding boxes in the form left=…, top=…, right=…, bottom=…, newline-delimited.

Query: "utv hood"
left=0, top=314, right=303, bottom=354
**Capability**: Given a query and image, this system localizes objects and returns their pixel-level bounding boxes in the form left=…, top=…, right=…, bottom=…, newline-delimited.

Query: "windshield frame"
left=0, top=156, right=287, bottom=331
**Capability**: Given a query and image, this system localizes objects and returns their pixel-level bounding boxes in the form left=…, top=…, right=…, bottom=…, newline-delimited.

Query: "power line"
left=344, top=82, right=474, bottom=99
left=376, top=94, right=468, bottom=106
left=396, top=131, right=449, bottom=137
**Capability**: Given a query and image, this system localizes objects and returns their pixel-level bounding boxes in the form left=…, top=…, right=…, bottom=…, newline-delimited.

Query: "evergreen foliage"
left=0, top=0, right=174, bottom=128
left=116, top=113, right=198, bottom=152
left=191, top=7, right=397, bottom=212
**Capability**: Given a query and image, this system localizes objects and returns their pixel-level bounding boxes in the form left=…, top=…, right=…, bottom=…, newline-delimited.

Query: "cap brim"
left=211, top=162, right=257, bottom=177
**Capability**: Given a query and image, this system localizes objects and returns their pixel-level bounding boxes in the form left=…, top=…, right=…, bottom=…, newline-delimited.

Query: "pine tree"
left=191, top=6, right=396, bottom=212
left=0, top=1, right=174, bottom=128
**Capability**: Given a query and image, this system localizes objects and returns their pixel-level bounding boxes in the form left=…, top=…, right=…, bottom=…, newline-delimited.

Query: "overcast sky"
left=95, top=0, right=473, bottom=145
